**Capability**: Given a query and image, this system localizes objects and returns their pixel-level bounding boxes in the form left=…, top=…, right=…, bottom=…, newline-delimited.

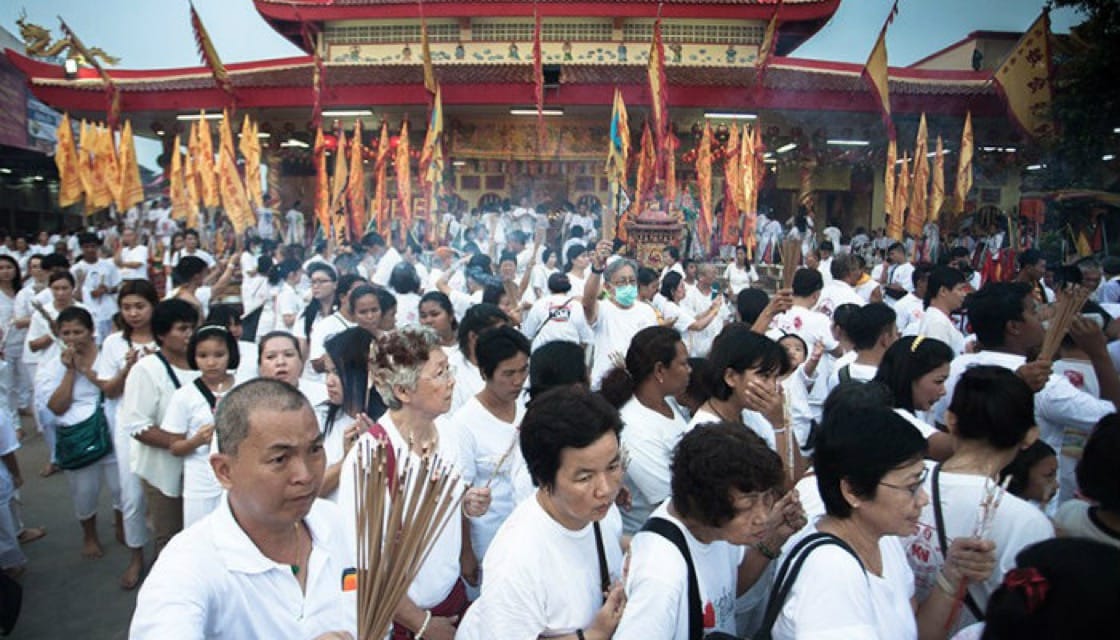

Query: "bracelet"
left=772, top=428, right=788, bottom=434
left=416, top=610, right=433, bottom=638
left=576, top=630, right=586, bottom=640
left=591, top=266, right=605, bottom=275
left=935, top=571, right=959, bottom=597
left=755, top=541, right=780, bottom=560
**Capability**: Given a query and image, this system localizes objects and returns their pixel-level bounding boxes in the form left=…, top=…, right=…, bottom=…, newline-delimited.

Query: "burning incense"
left=1038, top=285, right=1091, bottom=362
left=779, top=236, right=802, bottom=291
left=353, top=440, right=464, bottom=640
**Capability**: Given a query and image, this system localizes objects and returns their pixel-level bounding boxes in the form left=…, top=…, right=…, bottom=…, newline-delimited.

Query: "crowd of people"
left=0, top=198, right=1118, bottom=639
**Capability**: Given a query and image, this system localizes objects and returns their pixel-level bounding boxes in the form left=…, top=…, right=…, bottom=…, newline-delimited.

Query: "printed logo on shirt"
left=341, top=568, right=357, bottom=592
left=1062, top=370, right=1085, bottom=390
left=547, top=303, right=572, bottom=323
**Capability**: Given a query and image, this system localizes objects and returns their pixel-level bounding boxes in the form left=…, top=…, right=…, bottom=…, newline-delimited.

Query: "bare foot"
left=39, top=463, right=60, bottom=478
left=82, top=537, right=104, bottom=559
left=18, top=527, right=47, bottom=544
left=119, top=558, right=143, bottom=590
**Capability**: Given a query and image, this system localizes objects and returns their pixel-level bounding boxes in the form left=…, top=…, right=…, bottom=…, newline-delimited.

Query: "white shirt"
left=824, top=360, right=878, bottom=398
left=893, top=293, right=925, bottom=333
left=72, top=258, right=122, bottom=322
left=618, top=398, right=690, bottom=534
left=180, top=248, right=216, bottom=268
left=118, top=353, right=200, bottom=497
left=521, top=292, right=593, bottom=351
left=119, top=245, right=149, bottom=280
left=615, top=501, right=744, bottom=640
left=162, top=380, right=231, bottom=501
left=1054, top=501, right=1120, bottom=550
left=306, top=312, right=354, bottom=370
left=129, top=497, right=356, bottom=639
left=589, top=300, right=658, bottom=389
left=36, top=353, right=104, bottom=427
left=371, top=246, right=403, bottom=287
left=887, top=262, right=916, bottom=294
left=814, top=280, right=866, bottom=319
left=448, top=350, right=485, bottom=415
left=457, top=497, right=624, bottom=640
left=915, top=307, right=966, bottom=355
left=393, top=291, right=422, bottom=329
left=724, top=262, right=759, bottom=296
left=450, top=396, right=531, bottom=559
left=769, top=306, right=839, bottom=353
left=772, top=528, right=917, bottom=640
left=903, top=461, right=1054, bottom=630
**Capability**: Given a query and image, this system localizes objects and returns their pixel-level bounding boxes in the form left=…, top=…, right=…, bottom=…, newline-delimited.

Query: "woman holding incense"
left=338, top=327, right=490, bottom=640
left=903, top=366, right=1053, bottom=634
left=319, top=328, right=379, bottom=502
left=447, top=326, right=532, bottom=577
left=457, top=385, right=627, bottom=640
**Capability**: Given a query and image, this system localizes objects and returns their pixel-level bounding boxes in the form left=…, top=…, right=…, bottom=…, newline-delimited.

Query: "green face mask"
left=613, top=284, right=638, bottom=307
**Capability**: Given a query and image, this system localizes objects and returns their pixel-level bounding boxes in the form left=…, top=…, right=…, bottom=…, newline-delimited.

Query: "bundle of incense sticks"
left=1038, top=284, right=1091, bottom=361
left=353, top=441, right=463, bottom=640
left=946, top=475, right=1012, bottom=631
left=485, top=429, right=520, bottom=489
left=780, top=237, right=802, bottom=291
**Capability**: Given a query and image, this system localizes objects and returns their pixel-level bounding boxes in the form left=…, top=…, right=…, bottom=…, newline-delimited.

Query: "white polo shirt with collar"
left=130, top=496, right=357, bottom=639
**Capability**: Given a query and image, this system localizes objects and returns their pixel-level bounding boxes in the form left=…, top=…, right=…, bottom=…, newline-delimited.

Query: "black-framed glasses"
left=878, top=467, right=929, bottom=498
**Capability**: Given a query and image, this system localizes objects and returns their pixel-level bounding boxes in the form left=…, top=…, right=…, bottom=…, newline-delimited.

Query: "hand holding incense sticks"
left=779, top=236, right=802, bottom=291
left=1038, top=284, right=1091, bottom=362
left=944, top=475, right=1011, bottom=630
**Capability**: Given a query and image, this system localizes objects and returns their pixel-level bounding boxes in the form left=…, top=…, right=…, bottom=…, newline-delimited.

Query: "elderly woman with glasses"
left=763, top=404, right=996, bottom=640
left=338, top=326, right=490, bottom=640
left=583, top=240, right=658, bottom=389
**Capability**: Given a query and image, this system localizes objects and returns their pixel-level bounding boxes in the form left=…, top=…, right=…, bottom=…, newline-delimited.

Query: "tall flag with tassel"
left=755, top=0, right=783, bottom=84
left=239, top=114, right=262, bottom=210
left=87, top=124, right=113, bottom=212
left=100, top=125, right=121, bottom=212
left=347, top=120, right=367, bottom=240
left=953, top=111, right=974, bottom=216
left=197, top=113, right=219, bottom=208
left=169, top=136, right=185, bottom=219
left=930, top=135, right=945, bottom=224
left=695, top=122, right=713, bottom=252
left=373, top=121, right=391, bottom=237
left=313, top=127, right=330, bottom=234
left=419, top=86, right=445, bottom=243
left=906, top=114, right=929, bottom=238
left=647, top=16, right=668, bottom=154
left=744, top=124, right=764, bottom=253
left=884, top=137, right=897, bottom=236
left=605, top=89, right=630, bottom=242
left=664, top=131, right=678, bottom=209
left=189, top=2, right=235, bottom=102
left=993, top=10, right=1055, bottom=141
left=420, top=13, right=437, bottom=96
left=54, top=113, right=82, bottom=207
left=634, top=122, right=655, bottom=209
left=117, top=120, right=143, bottom=212
left=395, top=120, right=413, bottom=241
left=330, top=126, right=350, bottom=243
left=76, top=121, right=95, bottom=212
left=532, top=5, right=545, bottom=153
left=217, top=110, right=253, bottom=233
left=739, top=125, right=756, bottom=242
left=891, top=153, right=910, bottom=241
left=720, top=125, right=741, bottom=247
left=184, top=126, right=201, bottom=228
left=861, top=1, right=899, bottom=140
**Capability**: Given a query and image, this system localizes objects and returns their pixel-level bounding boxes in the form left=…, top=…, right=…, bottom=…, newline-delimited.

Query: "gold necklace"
left=290, top=522, right=305, bottom=576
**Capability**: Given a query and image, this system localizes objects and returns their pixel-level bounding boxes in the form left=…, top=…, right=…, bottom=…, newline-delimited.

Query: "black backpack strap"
left=155, top=352, right=182, bottom=389
left=593, top=521, right=610, bottom=597
left=930, top=464, right=985, bottom=621
left=192, top=378, right=218, bottom=412
left=838, top=364, right=852, bottom=385
left=757, top=533, right=864, bottom=640
left=640, top=517, right=703, bottom=640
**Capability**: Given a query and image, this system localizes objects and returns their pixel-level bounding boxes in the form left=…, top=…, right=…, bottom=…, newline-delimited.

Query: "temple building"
left=5, top=0, right=1031, bottom=234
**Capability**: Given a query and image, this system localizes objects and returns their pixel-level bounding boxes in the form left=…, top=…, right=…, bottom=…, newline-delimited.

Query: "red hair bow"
left=1003, top=567, right=1049, bottom=613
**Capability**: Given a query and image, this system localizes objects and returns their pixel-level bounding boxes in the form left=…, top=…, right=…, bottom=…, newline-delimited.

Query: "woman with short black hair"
left=449, top=303, right=510, bottom=413
left=457, top=385, right=627, bottom=640
left=873, top=335, right=956, bottom=461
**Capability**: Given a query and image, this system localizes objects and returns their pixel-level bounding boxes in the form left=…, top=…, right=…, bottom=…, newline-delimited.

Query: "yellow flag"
left=861, top=24, right=893, bottom=138
left=117, top=120, right=144, bottom=212
left=954, top=112, right=973, bottom=215
left=55, top=113, right=83, bottom=207
left=239, top=114, right=262, bottom=210
left=993, top=11, right=1055, bottom=140
left=906, top=114, right=928, bottom=237
left=217, top=109, right=252, bottom=233
left=395, top=120, right=413, bottom=238
left=929, top=136, right=945, bottom=223
left=88, top=124, right=115, bottom=212
left=197, top=111, right=219, bottom=209
left=169, top=135, right=184, bottom=219
left=890, top=154, right=909, bottom=241
left=884, top=137, right=896, bottom=230
left=373, top=121, right=391, bottom=238
left=313, top=127, right=330, bottom=233
left=347, top=119, right=367, bottom=239
left=76, top=120, right=94, bottom=211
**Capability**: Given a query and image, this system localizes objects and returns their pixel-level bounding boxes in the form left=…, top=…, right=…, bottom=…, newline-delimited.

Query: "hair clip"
left=1003, top=567, right=1049, bottom=613
left=910, top=335, right=926, bottom=352
left=197, top=325, right=229, bottom=333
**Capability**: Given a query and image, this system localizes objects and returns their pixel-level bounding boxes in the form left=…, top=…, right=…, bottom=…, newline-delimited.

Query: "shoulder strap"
left=838, top=364, right=852, bottom=384
left=757, top=533, right=864, bottom=640
left=155, top=352, right=182, bottom=389
left=640, top=517, right=703, bottom=640
left=593, top=521, right=610, bottom=597
left=192, top=378, right=219, bottom=412
left=931, top=464, right=985, bottom=621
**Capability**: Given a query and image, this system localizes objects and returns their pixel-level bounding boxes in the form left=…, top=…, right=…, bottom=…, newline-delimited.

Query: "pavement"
left=6, top=417, right=139, bottom=639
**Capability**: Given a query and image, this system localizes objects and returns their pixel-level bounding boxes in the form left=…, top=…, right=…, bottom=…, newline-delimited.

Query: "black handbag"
left=54, top=393, right=112, bottom=471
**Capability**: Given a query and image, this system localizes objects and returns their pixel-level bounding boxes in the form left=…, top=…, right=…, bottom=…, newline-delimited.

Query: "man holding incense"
left=932, top=282, right=1120, bottom=511
left=129, top=379, right=356, bottom=639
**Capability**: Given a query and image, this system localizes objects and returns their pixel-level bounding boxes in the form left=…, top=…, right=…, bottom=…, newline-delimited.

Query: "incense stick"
left=1038, top=285, right=1091, bottom=362
left=945, top=474, right=1013, bottom=631
left=485, top=430, right=521, bottom=489
left=779, top=237, right=802, bottom=291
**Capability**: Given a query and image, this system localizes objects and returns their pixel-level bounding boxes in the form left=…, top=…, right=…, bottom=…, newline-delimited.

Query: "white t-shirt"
left=520, top=293, right=592, bottom=351
left=724, top=263, right=759, bottom=296
left=615, top=501, right=744, bottom=640
left=71, top=258, right=122, bottom=322
left=903, top=462, right=1054, bottom=630
left=449, top=396, right=530, bottom=559
left=448, top=350, right=486, bottom=416
left=769, top=306, right=839, bottom=353
left=162, top=379, right=236, bottom=501
left=130, top=497, right=356, bottom=639
left=589, top=300, right=658, bottom=389
left=1054, top=500, right=1120, bottom=550
left=618, top=398, right=690, bottom=534
left=915, top=307, right=965, bottom=355
left=96, top=332, right=158, bottom=431
left=456, top=497, right=624, bottom=640
left=180, top=248, right=216, bottom=268
left=36, top=353, right=105, bottom=427
left=25, top=301, right=93, bottom=365
left=824, top=361, right=878, bottom=397
left=893, top=293, right=925, bottom=334
left=119, top=245, right=150, bottom=280
left=273, top=283, right=303, bottom=334
left=771, top=528, right=917, bottom=640
left=814, top=280, right=866, bottom=319
left=371, top=246, right=402, bottom=287
left=307, top=312, right=354, bottom=367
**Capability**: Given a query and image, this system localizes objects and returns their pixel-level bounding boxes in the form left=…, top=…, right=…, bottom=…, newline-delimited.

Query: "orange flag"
left=739, top=125, right=754, bottom=218
left=239, top=114, right=262, bottom=210
left=373, top=121, right=391, bottom=237
left=744, top=124, right=764, bottom=252
left=993, top=10, right=1055, bottom=141
left=217, top=109, right=253, bottom=233
left=88, top=124, right=115, bottom=212
left=929, top=135, right=945, bottom=223
left=117, top=120, right=144, bottom=212
left=891, top=153, right=910, bottom=241
left=182, top=135, right=201, bottom=230
left=953, top=111, right=973, bottom=215
left=197, top=112, right=218, bottom=209
left=906, top=114, right=929, bottom=237
left=664, top=130, right=678, bottom=210
left=76, top=120, right=95, bottom=212
left=330, top=127, right=349, bottom=242
left=720, top=125, right=741, bottom=247
left=54, top=113, right=82, bottom=207
left=169, top=135, right=185, bottom=219
left=313, top=127, right=330, bottom=233
left=102, top=126, right=122, bottom=212
left=395, top=120, right=412, bottom=239
left=884, top=137, right=897, bottom=230
left=695, top=122, right=713, bottom=250
left=634, top=123, right=655, bottom=208
left=347, top=119, right=367, bottom=239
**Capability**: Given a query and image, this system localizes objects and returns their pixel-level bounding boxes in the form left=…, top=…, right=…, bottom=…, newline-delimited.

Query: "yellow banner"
left=993, top=11, right=1055, bottom=140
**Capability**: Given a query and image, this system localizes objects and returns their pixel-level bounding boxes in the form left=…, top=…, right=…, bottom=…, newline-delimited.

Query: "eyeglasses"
left=310, top=278, right=334, bottom=285
left=421, top=364, right=456, bottom=383
left=878, top=467, right=929, bottom=498
left=611, top=278, right=637, bottom=287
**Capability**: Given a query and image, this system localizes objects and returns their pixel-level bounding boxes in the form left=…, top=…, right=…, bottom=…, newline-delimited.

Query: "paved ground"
left=7, top=418, right=140, bottom=639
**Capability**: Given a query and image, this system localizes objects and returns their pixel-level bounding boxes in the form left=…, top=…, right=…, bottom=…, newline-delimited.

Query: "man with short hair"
left=769, top=268, right=841, bottom=357
left=1015, top=249, right=1051, bottom=303
left=814, top=253, right=866, bottom=319
left=895, top=263, right=932, bottom=334
left=130, top=379, right=356, bottom=639
left=71, top=232, right=121, bottom=343
left=817, top=241, right=835, bottom=285
left=180, top=229, right=215, bottom=268
left=882, top=242, right=915, bottom=304
left=1098, top=256, right=1120, bottom=306
left=916, top=266, right=969, bottom=354
left=115, top=227, right=149, bottom=281
left=365, top=231, right=402, bottom=287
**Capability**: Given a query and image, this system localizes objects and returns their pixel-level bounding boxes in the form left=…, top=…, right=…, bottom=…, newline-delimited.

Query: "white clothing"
left=618, top=398, right=690, bottom=534
left=0, top=411, right=24, bottom=569
left=688, top=408, right=780, bottom=453
left=393, top=291, right=422, bottom=328
left=450, top=397, right=530, bottom=559
left=449, top=350, right=485, bottom=415
left=26, top=301, right=93, bottom=365
left=273, top=282, right=302, bottom=334
left=456, top=497, right=624, bottom=640
left=725, top=263, right=759, bottom=296
left=894, top=408, right=939, bottom=440
left=1054, top=500, right=1120, bottom=550
left=887, top=262, right=916, bottom=294
left=1052, top=358, right=1100, bottom=503
left=72, top=258, right=122, bottom=327
left=814, top=280, right=867, bottom=319
left=915, top=307, right=965, bottom=355
left=307, top=312, right=354, bottom=369
left=904, top=462, right=1054, bottom=629
left=119, top=245, right=149, bottom=280
left=654, top=295, right=697, bottom=335
left=371, top=246, right=403, bottom=287
left=769, top=306, right=839, bottom=353
left=783, top=365, right=819, bottom=454
left=180, top=248, right=216, bottom=268
left=240, top=251, right=259, bottom=278
left=521, top=292, right=592, bottom=351
left=824, top=361, right=878, bottom=397
left=589, top=300, right=658, bottom=389
left=772, top=528, right=917, bottom=640
left=893, top=293, right=925, bottom=333
left=337, top=414, right=466, bottom=610
left=130, top=497, right=356, bottom=639
left=285, top=208, right=306, bottom=244
left=162, top=379, right=232, bottom=520
left=616, top=501, right=744, bottom=640
left=118, top=353, right=200, bottom=498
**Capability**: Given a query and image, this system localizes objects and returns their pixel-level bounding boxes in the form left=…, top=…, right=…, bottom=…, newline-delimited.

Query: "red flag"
left=647, top=17, right=668, bottom=152
left=189, top=2, right=234, bottom=101
left=313, top=127, right=330, bottom=233
left=347, top=120, right=367, bottom=240
left=721, top=126, right=741, bottom=246
left=396, top=120, right=413, bottom=241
